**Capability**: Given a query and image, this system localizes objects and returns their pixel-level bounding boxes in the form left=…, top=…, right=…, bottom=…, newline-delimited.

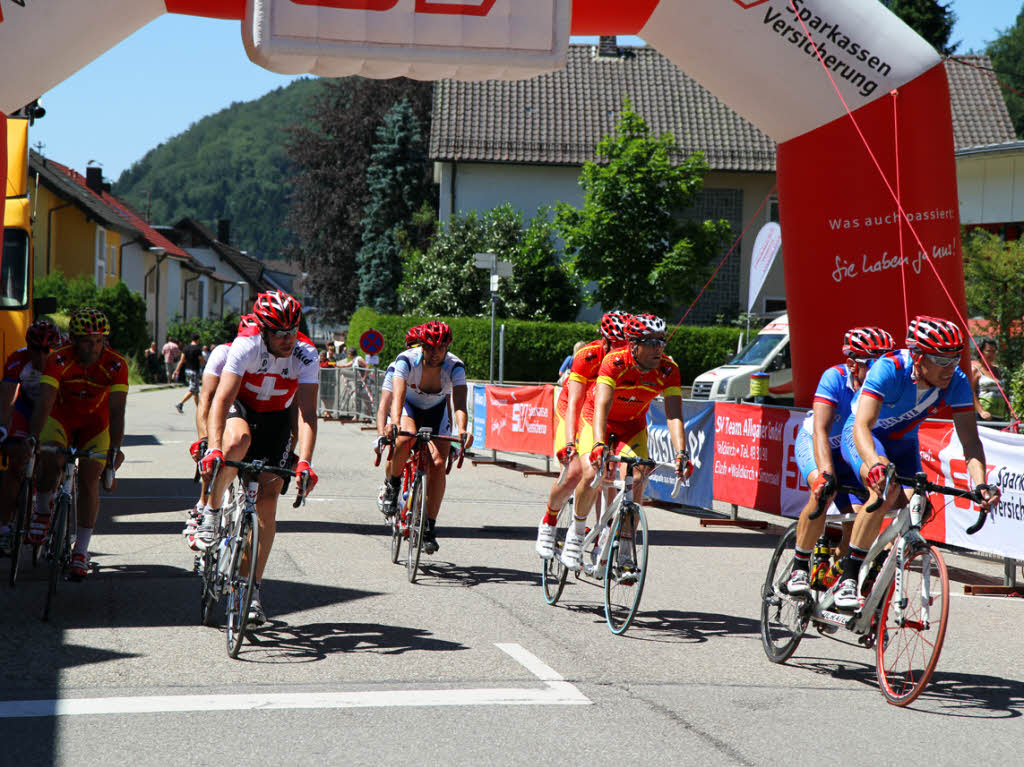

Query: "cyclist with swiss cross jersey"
left=562, top=314, right=693, bottom=571
left=199, top=291, right=319, bottom=626
left=29, top=308, right=128, bottom=580
left=378, top=320, right=472, bottom=554
left=0, top=319, right=61, bottom=554
left=785, top=326, right=895, bottom=595
left=535, top=312, right=630, bottom=559
left=832, top=315, right=1001, bottom=610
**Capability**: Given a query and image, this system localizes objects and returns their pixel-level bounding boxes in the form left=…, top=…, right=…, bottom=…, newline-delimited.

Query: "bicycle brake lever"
left=292, top=472, right=308, bottom=508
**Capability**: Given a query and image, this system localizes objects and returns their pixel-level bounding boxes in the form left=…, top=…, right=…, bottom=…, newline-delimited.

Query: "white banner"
left=748, top=221, right=782, bottom=313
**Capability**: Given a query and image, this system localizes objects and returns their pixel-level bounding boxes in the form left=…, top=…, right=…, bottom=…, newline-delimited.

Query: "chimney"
left=597, top=35, right=618, bottom=58
left=86, top=166, right=104, bottom=195
left=217, top=219, right=230, bottom=245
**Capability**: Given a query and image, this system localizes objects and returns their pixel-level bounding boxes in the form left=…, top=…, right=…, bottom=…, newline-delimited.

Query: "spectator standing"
left=162, top=337, right=181, bottom=382
left=174, top=334, right=204, bottom=413
left=144, top=341, right=161, bottom=383
left=558, top=341, right=586, bottom=385
left=972, top=336, right=1008, bottom=421
left=325, top=346, right=337, bottom=365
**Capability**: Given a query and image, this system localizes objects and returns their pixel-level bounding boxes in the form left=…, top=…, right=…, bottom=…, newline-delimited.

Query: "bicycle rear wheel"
left=876, top=544, right=949, bottom=706
left=541, top=502, right=571, bottom=605
left=8, top=475, right=31, bottom=588
left=406, top=473, right=426, bottom=583
left=226, top=510, right=259, bottom=659
left=603, top=503, right=649, bottom=635
left=42, top=497, right=70, bottom=622
left=760, top=522, right=808, bottom=663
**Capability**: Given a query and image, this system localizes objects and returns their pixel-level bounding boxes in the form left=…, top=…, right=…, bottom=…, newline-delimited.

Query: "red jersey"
left=581, top=347, right=682, bottom=428
left=556, top=338, right=606, bottom=418
left=40, top=343, right=130, bottom=421
left=3, top=347, right=44, bottom=417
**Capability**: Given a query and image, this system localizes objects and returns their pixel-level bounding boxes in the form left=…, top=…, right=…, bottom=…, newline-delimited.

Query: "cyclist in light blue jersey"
left=379, top=321, right=472, bottom=553
left=786, top=327, right=895, bottom=595
left=832, top=315, right=1000, bottom=610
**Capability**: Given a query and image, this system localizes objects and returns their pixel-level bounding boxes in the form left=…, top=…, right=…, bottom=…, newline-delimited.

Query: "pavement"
left=2, top=387, right=1023, bottom=767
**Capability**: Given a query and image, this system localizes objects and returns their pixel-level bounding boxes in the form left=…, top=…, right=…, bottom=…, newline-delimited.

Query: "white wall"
left=956, top=149, right=1024, bottom=226
left=439, top=162, right=584, bottom=221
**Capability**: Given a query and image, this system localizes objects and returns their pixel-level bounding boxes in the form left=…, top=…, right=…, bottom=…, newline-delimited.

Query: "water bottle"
left=101, top=466, right=115, bottom=491
left=217, top=537, right=232, bottom=576
left=596, top=526, right=610, bottom=567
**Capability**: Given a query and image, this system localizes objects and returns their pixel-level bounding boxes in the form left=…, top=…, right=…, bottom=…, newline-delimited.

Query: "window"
left=764, top=298, right=786, bottom=313
left=0, top=228, right=30, bottom=308
left=95, top=228, right=107, bottom=287
left=767, top=195, right=780, bottom=224
left=108, top=243, right=117, bottom=277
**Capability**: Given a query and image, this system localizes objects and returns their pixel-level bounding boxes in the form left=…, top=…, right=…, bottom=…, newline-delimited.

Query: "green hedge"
left=347, top=308, right=742, bottom=384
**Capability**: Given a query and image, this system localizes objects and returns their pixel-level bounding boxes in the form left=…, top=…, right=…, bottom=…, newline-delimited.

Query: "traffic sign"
left=360, top=328, right=384, bottom=355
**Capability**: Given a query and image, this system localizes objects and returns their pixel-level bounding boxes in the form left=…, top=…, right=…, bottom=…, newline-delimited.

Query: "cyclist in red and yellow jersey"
left=28, top=308, right=128, bottom=580
left=535, top=312, right=630, bottom=559
left=559, top=313, right=692, bottom=570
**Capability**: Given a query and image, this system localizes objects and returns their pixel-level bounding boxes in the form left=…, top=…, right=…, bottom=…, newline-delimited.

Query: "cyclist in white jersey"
left=200, top=291, right=319, bottom=625
left=374, top=326, right=423, bottom=510
left=182, top=315, right=260, bottom=550
left=379, top=320, right=472, bottom=553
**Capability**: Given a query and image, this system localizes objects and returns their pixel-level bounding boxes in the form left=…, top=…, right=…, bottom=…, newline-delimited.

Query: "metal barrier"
left=318, top=366, right=385, bottom=422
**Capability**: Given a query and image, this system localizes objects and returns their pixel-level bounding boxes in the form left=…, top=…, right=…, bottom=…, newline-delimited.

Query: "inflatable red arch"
left=0, top=0, right=966, bottom=406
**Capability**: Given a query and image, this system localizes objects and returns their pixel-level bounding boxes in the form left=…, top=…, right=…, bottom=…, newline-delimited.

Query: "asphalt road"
left=2, top=387, right=1024, bottom=766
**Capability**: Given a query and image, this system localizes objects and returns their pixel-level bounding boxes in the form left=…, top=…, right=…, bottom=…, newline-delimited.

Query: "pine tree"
left=357, top=99, right=432, bottom=313
left=988, top=9, right=1024, bottom=138
left=883, top=0, right=958, bottom=56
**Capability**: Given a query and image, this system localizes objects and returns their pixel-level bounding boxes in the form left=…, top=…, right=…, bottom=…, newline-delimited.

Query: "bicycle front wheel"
left=42, top=497, right=70, bottom=622
left=226, top=510, right=259, bottom=659
left=199, top=547, right=219, bottom=627
left=541, top=502, right=571, bottom=605
left=760, top=522, right=808, bottom=663
left=406, top=474, right=426, bottom=583
left=603, top=503, right=649, bottom=635
left=876, top=544, right=949, bottom=706
left=8, top=476, right=31, bottom=588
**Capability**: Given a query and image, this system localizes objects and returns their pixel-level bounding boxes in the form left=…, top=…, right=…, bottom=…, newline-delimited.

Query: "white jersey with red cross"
left=222, top=334, right=318, bottom=412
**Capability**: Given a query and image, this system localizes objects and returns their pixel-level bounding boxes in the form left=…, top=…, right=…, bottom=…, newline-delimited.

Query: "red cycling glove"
left=589, top=442, right=607, bottom=468
left=676, top=450, right=693, bottom=480
left=811, top=471, right=835, bottom=498
left=189, top=438, right=207, bottom=462
left=866, top=462, right=888, bottom=490
left=556, top=443, right=577, bottom=464
left=200, top=448, right=224, bottom=475
left=296, top=460, right=318, bottom=495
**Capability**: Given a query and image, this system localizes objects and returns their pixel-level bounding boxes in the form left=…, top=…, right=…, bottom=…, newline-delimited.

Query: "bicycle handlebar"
left=373, top=427, right=467, bottom=473
left=807, top=474, right=868, bottom=520
left=589, top=452, right=687, bottom=498
left=872, top=463, right=990, bottom=534
left=209, top=458, right=309, bottom=508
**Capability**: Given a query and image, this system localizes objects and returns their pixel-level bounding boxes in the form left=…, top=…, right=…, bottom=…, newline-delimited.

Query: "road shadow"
left=238, top=620, right=468, bottom=663
left=411, top=560, right=543, bottom=588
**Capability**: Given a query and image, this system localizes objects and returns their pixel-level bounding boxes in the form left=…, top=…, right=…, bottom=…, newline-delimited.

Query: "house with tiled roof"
left=430, top=41, right=1017, bottom=322
left=29, top=151, right=231, bottom=345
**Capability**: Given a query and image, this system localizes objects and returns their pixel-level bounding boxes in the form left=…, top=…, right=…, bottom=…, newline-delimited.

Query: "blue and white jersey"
left=392, top=346, right=467, bottom=409
left=381, top=363, right=395, bottom=394
left=847, top=349, right=973, bottom=440
left=799, top=363, right=857, bottom=448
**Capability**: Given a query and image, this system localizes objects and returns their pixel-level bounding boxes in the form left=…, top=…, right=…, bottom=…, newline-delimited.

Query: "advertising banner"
left=645, top=399, right=714, bottom=509
left=748, top=222, right=782, bottom=313
left=485, top=385, right=555, bottom=457
left=471, top=383, right=487, bottom=450
left=711, top=402, right=792, bottom=515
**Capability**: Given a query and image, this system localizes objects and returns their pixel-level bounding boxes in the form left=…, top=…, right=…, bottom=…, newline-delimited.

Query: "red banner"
left=485, top=385, right=555, bottom=457
left=711, top=402, right=792, bottom=515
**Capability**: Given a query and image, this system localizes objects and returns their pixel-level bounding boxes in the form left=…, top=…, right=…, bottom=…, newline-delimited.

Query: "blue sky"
left=28, top=1, right=1023, bottom=182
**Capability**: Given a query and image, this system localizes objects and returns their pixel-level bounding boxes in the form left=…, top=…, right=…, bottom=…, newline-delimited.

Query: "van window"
left=732, top=333, right=785, bottom=366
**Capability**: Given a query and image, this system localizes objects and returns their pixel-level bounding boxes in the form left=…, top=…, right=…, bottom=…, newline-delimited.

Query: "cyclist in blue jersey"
left=833, top=315, right=1001, bottom=610
left=379, top=320, right=473, bottom=553
left=786, top=326, right=895, bottom=595
left=374, top=324, right=424, bottom=511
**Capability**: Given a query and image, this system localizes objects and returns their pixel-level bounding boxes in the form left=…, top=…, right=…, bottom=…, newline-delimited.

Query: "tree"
left=400, top=204, right=580, bottom=320
left=357, top=99, right=432, bottom=313
left=285, top=78, right=435, bottom=322
left=988, top=9, right=1024, bottom=138
left=962, top=229, right=1024, bottom=370
left=883, top=0, right=957, bottom=56
left=555, top=100, right=733, bottom=316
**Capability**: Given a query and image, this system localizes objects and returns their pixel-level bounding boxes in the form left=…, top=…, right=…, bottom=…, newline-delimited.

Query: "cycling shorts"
left=553, top=410, right=579, bottom=450
left=227, top=399, right=293, bottom=470
left=840, top=419, right=921, bottom=485
left=401, top=399, right=451, bottom=438
left=40, top=413, right=109, bottom=464
left=576, top=417, right=647, bottom=460
left=8, top=410, right=30, bottom=440
left=794, top=428, right=860, bottom=512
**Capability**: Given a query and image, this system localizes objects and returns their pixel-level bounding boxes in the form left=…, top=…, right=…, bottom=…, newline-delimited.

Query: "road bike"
left=197, top=458, right=309, bottom=658
left=39, top=446, right=112, bottom=622
left=542, top=451, right=684, bottom=635
left=760, top=465, right=988, bottom=706
left=5, top=440, right=38, bottom=587
left=375, top=427, right=466, bottom=583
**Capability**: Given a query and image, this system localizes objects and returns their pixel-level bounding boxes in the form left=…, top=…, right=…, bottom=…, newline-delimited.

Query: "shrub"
left=347, top=308, right=742, bottom=384
left=166, top=313, right=243, bottom=349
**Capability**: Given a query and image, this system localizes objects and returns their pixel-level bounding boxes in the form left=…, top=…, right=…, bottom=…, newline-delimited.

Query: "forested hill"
left=113, top=77, right=325, bottom=259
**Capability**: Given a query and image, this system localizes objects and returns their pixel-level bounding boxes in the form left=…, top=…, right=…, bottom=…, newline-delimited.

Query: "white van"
left=689, top=314, right=793, bottom=402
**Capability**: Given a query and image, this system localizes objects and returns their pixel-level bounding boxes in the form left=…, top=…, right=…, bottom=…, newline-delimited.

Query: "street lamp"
left=473, top=251, right=513, bottom=383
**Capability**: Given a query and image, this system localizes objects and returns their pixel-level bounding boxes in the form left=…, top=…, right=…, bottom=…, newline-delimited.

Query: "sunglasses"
left=636, top=337, right=666, bottom=348
left=924, top=353, right=959, bottom=368
left=268, top=328, right=298, bottom=339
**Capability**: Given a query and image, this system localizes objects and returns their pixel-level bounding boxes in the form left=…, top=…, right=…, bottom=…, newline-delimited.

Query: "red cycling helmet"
left=26, top=319, right=61, bottom=350
left=624, top=313, right=667, bottom=340
left=419, top=320, right=452, bottom=347
left=906, top=315, right=964, bottom=356
left=252, top=290, right=301, bottom=331
left=405, top=324, right=424, bottom=347
left=599, top=312, right=631, bottom=343
left=842, top=326, right=895, bottom=359
left=237, top=314, right=260, bottom=337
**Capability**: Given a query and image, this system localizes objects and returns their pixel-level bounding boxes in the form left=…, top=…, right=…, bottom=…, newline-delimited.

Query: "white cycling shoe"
left=536, top=521, right=557, bottom=559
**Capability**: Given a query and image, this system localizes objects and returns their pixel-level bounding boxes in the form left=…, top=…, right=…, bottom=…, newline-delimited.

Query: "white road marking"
left=0, top=643, right=589, bottom=719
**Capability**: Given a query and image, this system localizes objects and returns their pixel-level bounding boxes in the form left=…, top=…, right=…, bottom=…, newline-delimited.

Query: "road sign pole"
left=489, top=293, right=496, bottom=384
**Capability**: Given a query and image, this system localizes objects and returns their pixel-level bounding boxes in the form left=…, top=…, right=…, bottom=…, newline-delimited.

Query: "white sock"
left=572, top=514, right=588, bottom=534
left=75, top=526, right=93, bottom=556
